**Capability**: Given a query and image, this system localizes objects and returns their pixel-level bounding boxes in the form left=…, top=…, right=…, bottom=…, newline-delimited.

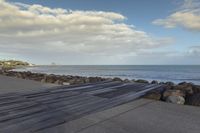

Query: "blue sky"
left=0, top=0, right=200, bottom=64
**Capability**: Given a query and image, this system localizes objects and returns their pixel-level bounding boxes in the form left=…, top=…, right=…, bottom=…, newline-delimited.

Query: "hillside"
left=0, top=60, right=31, bottom=70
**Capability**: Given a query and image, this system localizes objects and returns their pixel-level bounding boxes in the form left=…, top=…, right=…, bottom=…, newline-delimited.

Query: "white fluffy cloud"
left=153, top=0, right=200, bottom=31
left=0, top=0, right=172, bottom=64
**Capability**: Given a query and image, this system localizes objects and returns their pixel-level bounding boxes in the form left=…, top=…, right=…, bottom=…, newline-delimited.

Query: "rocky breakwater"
left=0, top=70, right=109, bottom=85
left=145, top=81, right=200, bottom=106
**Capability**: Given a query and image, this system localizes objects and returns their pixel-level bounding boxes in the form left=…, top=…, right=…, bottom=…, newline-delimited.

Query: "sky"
left=0, top=0, right=200, bottom=65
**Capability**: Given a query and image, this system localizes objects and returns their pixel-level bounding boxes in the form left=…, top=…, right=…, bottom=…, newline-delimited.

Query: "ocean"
left=15, top=65, right=200, bottom=85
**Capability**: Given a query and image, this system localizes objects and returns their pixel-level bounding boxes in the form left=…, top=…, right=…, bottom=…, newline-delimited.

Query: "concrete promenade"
left=0, top=75, right=199, bottom=133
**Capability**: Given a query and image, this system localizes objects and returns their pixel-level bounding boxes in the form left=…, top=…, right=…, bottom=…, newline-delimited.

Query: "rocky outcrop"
left=124, top=79, right=131, bottom=83
left=143, top=81, right=200, bottom=106
left=151, top=80, right=159, bottom=84
left=0, top=70, right=110, bottom=85
left=166, top=95, right=185, bottom=105
left=144, top=90, right=161, bottom=100
left=185, top=93, right=200, bottom=106
left=113, top=77, right=123, bottom=82
left=175, top=82, right=194, bottom=95
left=135, top=79, right=149, bottom=83
left=0, top=60, right=31, bottom=70
left=163, top=89, right=185, bottom=100
left=191, top=85, right=200, bottom=93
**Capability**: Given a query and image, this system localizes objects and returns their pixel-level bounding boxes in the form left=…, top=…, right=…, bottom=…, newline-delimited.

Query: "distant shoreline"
left=13, top=65, right=200, bottom=85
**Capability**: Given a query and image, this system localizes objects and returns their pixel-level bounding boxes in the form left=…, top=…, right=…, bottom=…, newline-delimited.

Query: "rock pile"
left=0, top=70, right=109, bottom=85
left=146, top=82, right=200, bottom=106
left=0, top=70, right=149, bottom=85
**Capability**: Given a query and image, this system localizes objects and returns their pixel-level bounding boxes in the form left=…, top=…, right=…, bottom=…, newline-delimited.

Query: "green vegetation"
left=0, top=60, right=30, bottom=70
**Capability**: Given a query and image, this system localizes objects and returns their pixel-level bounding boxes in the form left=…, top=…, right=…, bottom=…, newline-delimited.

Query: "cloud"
left=187, top=46, right=200, bottom=56
left=124, top=46, right=200, bottom=65
left=153, top=0, right=200, bottom=31
left=0, top=0, right=172, bottom=64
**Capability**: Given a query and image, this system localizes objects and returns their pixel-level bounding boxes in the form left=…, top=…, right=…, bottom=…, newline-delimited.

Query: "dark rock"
left=144, top=90, right=161, bottom=100
left=151, top=80, right=159, bottom=84
left=164, top=85, right=173, bottom=90
left=159, top=82, right=165, bottom=85
left=124, top=79, right=130, bottom=83
left=173, top=84, right=193, bottom=95
left=165, top=81, right=175, bottom=86
left=105, top=78, right=113, bottom=81
left=89, top=77, right=102, bottom=83
left=192, top=85, right=200, bottom=93
left=135, top=79, right=149, bottom=83
left=185, top=93, right=200, bottom=106
left=178, top=82, right=188, bottom=85
left=83, top=78, right=90, bottom=83
left=113, top=77, right=123, bottom=82
left=45, top=75, right=56, bottom=83
left=25, top=71, right=32, bottom=76
left=16, top=73, right=24, bottom=79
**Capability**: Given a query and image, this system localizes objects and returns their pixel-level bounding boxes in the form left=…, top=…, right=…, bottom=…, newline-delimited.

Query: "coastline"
left=0, top=69, right=200, bottom=107
left=13, top=65, right=200, bottom=85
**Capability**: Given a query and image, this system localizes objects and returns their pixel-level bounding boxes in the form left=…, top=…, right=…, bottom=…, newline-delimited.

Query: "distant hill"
left=0, top=60, right=32, bottom=70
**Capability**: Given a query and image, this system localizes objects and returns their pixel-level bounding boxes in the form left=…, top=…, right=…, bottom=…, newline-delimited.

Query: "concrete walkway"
left=0, top=75, right=199, bottom=133
left=0, top=75, right=57, bottom=93
left=41, top=99, right=200, bottom=133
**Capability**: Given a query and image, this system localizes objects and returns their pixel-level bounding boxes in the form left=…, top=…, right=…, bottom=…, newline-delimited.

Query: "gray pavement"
left=0, top=75, right=199, bottom=133
left=0, top=75, right=58, bottom=93
left=41, top=99, right=200, bottom=133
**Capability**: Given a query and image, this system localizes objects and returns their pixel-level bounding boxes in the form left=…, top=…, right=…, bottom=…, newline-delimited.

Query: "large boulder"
left=45, top=75, right=56, bottom=83
left=164, top=84, right=173, bottom=90
left=163, top=89, right=185, bottom=100
left=124, top=79, right=131, bottom=83
left=83, top=78, right=90, bottom=83
left=41, top=78, right=46, bottom=83
left=144, top=90, right=161, bottom=100
left=16, top=72, right=24, bottom=79
left=185, top=93, right=200, bottom=106
left=54, top=80, right=63, bottom=85
left=192, top=85, right=200, bottom=93
left=151, top=80, right=159, bottom=84
left=67, top=79, right=77, bottom=85
left=74, top=79, right=85, bottom=84
left=89, top=77, right=102, bottom=83
left=113, top=77, right=123, bottom=82
left=166, top=95, right=185, bottom=105
left=135, top=79, right=149, bottom=84
left=165, top=81, right=175, bottom=86
left=173, top=83, right=193, bottom=95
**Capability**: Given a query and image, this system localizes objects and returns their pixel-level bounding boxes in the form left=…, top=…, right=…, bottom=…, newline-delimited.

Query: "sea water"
left=15, top=65, right=200, bottom=85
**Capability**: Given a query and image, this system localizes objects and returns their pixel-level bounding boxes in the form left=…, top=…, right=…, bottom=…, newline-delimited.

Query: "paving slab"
left=40, top=98, right=200, bottom=133
left=0, top=75, right=57, bottom=93
left=77, top=99, right=200, bottom=133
